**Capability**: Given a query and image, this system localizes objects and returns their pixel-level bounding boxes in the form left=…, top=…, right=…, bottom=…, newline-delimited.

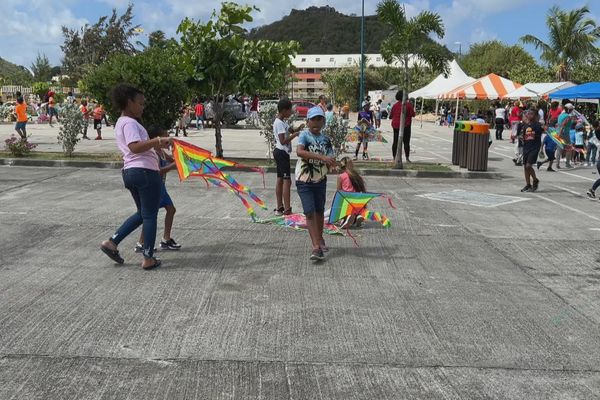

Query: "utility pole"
left=359, top=0, right=365, bottom=111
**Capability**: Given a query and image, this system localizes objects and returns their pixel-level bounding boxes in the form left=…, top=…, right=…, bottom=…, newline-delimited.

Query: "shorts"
left=15, top=121, right=27, bottom=130
left=522, top=147, right=540, bottom=165
left=159, top=182, right=173, bottom=208
left=273, top=148, right=291, bottom=179
left=48, top=107, right=58, bottom=116
left=544, top=148, right=556, bottom=161
left=93, top=119, right=102, bottom=130
left=375, top=112, right=382, bottom=120
left=296, top=178, right=327, bottom=215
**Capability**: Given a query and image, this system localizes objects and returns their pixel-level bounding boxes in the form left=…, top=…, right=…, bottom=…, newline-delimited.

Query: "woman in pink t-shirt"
left=336, top=157, right=367, bottom=228
left=100, top=83, right=171, bottom=270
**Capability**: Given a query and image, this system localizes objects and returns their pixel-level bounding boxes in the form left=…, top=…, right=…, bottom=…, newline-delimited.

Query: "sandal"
left=143, top=257, right=161, bottom=270
left=100, top=244, right=124, bottom=264
left=283, top=208, right=293, bottom=215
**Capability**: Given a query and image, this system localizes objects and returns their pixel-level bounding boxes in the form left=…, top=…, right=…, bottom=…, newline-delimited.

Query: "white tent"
left=503, top=82, right=575, bottom=99
left=409, top=60, right=475, bottom=99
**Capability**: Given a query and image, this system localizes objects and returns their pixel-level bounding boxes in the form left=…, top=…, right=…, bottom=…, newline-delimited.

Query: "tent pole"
left=435, top=99, right=439, bottom=116
left=420, top=97, right=424, bottom=128
left=455, top=96, right=460, bottom=122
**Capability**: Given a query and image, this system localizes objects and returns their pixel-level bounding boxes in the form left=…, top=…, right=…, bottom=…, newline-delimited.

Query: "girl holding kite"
left=100, top=83, right=171, bottom=270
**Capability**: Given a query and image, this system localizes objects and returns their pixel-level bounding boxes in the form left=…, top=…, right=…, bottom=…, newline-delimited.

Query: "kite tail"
left=231, top=190, right=258, bottom=222
left=345, top=227, right=360, bottom=247
left=361, top=209, right=391, bottom=227
left=380, top=194, right=397, bottom=209
left=248, top=191, right=267, bottom=210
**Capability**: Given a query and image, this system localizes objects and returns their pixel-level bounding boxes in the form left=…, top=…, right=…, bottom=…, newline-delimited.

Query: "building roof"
left=291, top=54, right=413, bottom=68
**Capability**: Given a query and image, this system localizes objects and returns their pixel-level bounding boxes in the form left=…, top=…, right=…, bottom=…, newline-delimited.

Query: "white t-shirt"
left=495, top=108, right=506, bottom=119
left=538, top=109, right=545, bottom=124
left=273, top=118, right=291, bottom=153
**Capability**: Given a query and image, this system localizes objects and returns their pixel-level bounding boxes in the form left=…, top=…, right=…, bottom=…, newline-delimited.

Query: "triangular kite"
left=171, top=139, right=267, bottom=214
left=328, top=191, right=395, bottom=227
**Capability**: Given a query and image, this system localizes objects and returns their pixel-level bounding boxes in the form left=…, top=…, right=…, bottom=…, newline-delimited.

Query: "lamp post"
left=359, top=0, right=365, bottom=111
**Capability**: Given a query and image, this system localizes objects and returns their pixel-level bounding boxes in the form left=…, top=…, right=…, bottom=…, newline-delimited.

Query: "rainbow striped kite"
left=171, top=139, right=267, bottom=214
left=328, top=191, right=394, bottom=227
left=547, top=128, right=566, bottom=149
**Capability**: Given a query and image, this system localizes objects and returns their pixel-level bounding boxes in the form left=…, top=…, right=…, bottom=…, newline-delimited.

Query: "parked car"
left=190, top=98, right=247, bottom=125
left=291, top=100, right=316, bottom=118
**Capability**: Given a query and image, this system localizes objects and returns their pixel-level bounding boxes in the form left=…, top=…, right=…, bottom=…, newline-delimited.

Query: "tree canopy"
left=61, top=4, right=140, bottom=84
left=177, top=2, right=299, bottom=156
left=521, top=5, right=600, bottom=81
left=460, top=40, right=538, bottom=80
left=84, top=46, right=189, bottom=130
left=30, top=53, right=52, bottom=83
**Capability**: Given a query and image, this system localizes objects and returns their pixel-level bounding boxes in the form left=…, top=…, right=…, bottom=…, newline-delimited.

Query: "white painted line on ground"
left=533, top=193, right=600, bottom=222
left=551, top=185, right=584, bottom=196
left=556, top=170, right=596, bottom=182
left=589, top=228, right=600, bottom=231
left=0, top=211, right=27, bottom=215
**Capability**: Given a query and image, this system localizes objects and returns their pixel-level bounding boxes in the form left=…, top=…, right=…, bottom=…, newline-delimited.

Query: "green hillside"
left=247, top=6, right=391, bottom=54
left=0, top=57, right=33, bottom=85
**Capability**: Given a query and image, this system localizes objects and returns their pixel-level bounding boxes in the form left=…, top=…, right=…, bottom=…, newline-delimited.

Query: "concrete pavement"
left=1, top=160, right=600, bottom=398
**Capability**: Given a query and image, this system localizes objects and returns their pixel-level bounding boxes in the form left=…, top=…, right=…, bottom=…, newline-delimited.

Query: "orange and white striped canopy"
left=440, top=73, right=522, bottom=100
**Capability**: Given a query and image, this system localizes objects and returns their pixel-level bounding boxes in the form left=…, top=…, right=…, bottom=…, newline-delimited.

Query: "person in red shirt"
left=389, top=90, right=416, bottom=162
left=194, top=99, right=205, bottom=129
left=508, top=101, right=522, bottom=143
left=548, top=101, right=562, bottom=128
left=249, top=94, right=259, bottom=126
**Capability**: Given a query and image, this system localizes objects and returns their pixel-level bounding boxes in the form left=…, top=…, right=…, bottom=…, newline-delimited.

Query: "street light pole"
left=359, top=0, right=365, bottom=111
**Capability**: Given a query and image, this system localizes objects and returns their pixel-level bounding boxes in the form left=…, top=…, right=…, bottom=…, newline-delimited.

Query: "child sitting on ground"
left=337, top=156, right=367, bottom=229
left=136, top=126, right=182, bottom=252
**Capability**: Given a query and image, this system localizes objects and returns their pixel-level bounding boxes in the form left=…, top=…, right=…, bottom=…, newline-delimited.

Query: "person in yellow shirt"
left=14, top=97, right=28, bottom=138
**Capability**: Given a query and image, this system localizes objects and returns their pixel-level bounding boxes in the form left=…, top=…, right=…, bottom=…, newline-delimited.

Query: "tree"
left=461, top=41, right=538, bottom=79
left=30, top=53, right=52, bottom=82
left=84, top=46, right=189, bottom=130
left=61, top=4, right=140, bottom=83
left=177, top=2, right=299, bottom=157
left=322, top=66, right=388, bottom=109
left=57, top=104, right=85, bottom=157
left=572, top=54, right=600, bottom=83
left=377, top=0, right=452, bottom=169
left=521, top=5, right=600, bottom=81
left=508, top=64, right=554, bottom=85
left=31, top=82, right=50, bottom=99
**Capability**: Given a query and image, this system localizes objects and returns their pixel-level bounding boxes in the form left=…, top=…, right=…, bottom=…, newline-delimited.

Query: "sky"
left=1, top=0, right=599, bottom=70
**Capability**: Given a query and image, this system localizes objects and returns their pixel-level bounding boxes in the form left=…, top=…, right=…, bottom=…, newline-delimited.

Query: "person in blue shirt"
left=555, top=103, right=576, bottom=168
left=296, top=106, right=336, bottom=261
left=537, top=132, right=558, bottom=171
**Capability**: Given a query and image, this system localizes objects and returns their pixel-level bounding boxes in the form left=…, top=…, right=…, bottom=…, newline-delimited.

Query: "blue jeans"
left=587, top=143, right=597, bottom=164
left=111, top=168, right=162, bottom=259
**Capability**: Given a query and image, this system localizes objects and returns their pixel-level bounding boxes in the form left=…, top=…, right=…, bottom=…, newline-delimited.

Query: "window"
left=307, top=78, right=315, bottom=83
left=315, top=58, right=320, bottom=62
left=301, top=58, right=306, bottom=62
left=329, top=57, right=334, bottom=62
left=306, top=68, right=314, bottom=73
left=376, top=57, right=381, bottom=61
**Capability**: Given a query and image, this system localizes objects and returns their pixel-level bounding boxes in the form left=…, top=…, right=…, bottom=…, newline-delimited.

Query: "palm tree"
left=377, top=0, right=452, bottom=169
left=521, top=6, right=600, bottom=81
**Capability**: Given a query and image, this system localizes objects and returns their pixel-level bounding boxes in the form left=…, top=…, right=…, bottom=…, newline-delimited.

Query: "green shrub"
left=85, top=47, right=189, bottom=129
left=57, top=104, right=84, bottom=156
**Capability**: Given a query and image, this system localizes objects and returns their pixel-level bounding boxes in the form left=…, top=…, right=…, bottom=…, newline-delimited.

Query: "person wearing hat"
left=555, top=103, right=577, bottom=169
left=295, top=106, right=336, bottom=261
